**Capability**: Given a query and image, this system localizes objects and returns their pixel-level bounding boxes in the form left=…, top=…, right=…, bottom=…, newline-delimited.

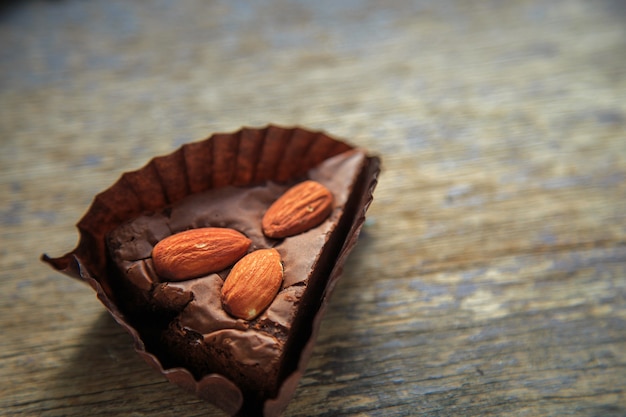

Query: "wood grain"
left=1, top=1, right=625, bottom=416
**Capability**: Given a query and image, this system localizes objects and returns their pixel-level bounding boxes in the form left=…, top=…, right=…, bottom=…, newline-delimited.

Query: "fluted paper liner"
left=42, top=125, right=380, bottom=416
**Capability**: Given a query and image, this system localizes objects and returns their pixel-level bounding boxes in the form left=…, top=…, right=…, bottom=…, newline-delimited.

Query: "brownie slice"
left=106, top=149, right=370, bottom=411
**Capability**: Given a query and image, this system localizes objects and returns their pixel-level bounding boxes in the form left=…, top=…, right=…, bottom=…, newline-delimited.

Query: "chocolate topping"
left=164, top=276, right=247, bottom=334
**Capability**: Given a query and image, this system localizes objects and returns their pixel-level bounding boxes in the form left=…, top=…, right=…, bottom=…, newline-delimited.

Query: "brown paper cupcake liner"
left=42, top=124, right=381, bottom=416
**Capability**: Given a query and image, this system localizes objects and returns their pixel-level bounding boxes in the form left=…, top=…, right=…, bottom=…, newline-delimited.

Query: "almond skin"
left=262, top=180, right=333, bottom=239
left=152, top=227, right=251, bottom=281
left=221, top=248, right=283, bottom=320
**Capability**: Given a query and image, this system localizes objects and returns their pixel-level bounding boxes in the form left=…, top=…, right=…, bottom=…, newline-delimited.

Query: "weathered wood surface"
left=1, top=1, right=625, bottom=416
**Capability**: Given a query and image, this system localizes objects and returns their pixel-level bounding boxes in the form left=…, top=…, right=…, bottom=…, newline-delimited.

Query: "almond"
left=221, top=248, right=283, bottom=320
left=152, top=227, right=251, bottom=281
left=262, top=180, right=333, bottom=238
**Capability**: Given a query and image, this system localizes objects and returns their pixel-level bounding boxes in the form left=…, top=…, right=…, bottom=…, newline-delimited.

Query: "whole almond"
left=262, top=180, right=333, bottom=238
left=152, top=227, right=251, bottom=281
left=221, top=248, right=283, bottom=320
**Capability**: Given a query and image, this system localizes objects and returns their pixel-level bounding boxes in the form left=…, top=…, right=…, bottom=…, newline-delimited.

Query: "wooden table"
left=2, top=1, right=625, bottom=416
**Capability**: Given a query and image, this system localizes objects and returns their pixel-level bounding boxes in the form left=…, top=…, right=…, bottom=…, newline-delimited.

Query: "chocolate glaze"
left=106, top=149, right=368, bottom=408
